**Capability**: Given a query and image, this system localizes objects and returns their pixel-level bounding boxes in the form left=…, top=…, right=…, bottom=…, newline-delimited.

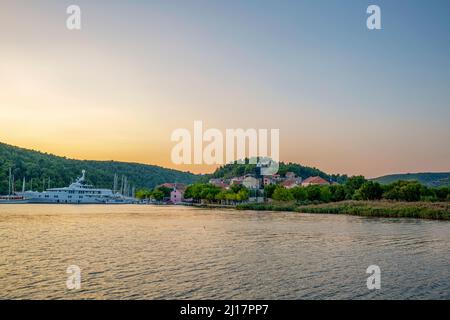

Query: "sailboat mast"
left=8, top=167, right=11, bottom=196
left=113, top=173, right=118, bottom=194
left=22, top=177, right=26, bottom=193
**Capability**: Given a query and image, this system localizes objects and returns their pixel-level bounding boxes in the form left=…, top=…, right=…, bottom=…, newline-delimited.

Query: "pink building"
left=170, top=188, right=184, bottom=204
left=263, top=176, right=275, bottom=186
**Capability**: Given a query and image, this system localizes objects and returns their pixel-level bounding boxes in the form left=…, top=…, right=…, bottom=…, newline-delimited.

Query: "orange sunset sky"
left=1, top=1, right=449, bottom=178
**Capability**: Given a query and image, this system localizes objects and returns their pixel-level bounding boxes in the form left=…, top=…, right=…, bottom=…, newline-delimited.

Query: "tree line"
left=136, top=186, right=173, bottom=201
left=136, top=176, right=450, bottom=204
left=136, top=183, right=251, bottom=204
left=267, top=176, right=450, bottom=203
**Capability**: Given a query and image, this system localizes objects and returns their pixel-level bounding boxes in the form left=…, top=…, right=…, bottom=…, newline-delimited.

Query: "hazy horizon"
left=1, top=0, right=449, bottom=178
left=3, top=139, right=450, bottom=179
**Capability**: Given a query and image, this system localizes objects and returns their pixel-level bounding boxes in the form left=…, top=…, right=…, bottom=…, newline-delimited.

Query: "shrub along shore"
left=237, top=200, right=450, bottom=220
left=137, top=174, right=450, bottom=220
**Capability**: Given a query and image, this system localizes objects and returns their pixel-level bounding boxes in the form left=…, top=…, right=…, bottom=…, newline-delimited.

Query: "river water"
left=0, top=205, right=448, bottom=299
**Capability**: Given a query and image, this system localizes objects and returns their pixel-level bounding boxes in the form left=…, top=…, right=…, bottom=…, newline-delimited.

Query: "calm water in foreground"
left=0, top=205, right=449, bottom=299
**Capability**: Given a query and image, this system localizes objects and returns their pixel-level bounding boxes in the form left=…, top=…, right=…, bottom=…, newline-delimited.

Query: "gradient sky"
left=1, top=0, right=449, bottom=177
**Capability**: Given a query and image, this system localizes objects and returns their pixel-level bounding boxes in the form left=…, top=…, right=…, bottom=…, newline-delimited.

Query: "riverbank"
left=236, top=200, right=450, bottom=220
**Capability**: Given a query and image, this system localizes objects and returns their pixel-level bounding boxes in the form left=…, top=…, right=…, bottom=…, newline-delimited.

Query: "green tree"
left=329, top=185, right=346, bottom=202
left=215, top=191, right=227, bottom=202
left=383, top=181, right=422, bottom=202
left=184, top=183, right=222, bottom=202
left=399, top=182, right=421, bottom=202
left=184, top=184, right=198, bottom=200
left=290, top=186, right=307, bottom=201
left=305, top=185, right=322, bottom=201
left=157, top=186, right=172, bottom=198
left=359, top=181, right=383, bottom=200
left=136, top=188, right=152, bottom=200
left=434, top=187, right=449, bottom=201
left=418, top=185, right=437, bottom=202
left=264, top=184, right=277, bottom=199
left=272, top=186, right=294, bottom=201
left=383, top=183, right=401, bottom=200
left=225, top=192, right=237, bottom=202
left=230, top=184, right=246, bottom=193
left=320, top=186, right=332, bottom=202
left=352, top=189, right=363, bottom=200
left=200, top=185, right=221, bottom=202
left=236, top=189, right=250, bottom=202
left=152, top=189, right=164, bottom=201
left=344, top=175, right=367, bottom=199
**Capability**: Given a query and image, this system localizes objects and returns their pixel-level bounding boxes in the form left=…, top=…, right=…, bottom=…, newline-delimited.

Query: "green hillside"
left=205, top=160, right=348, bottom=184
left=372, top=172, right=450, bottom=188
left=0, top=142, right=200, bottom=194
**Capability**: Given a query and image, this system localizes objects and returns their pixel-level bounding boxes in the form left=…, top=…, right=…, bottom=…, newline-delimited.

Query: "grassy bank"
left=236, top=200, right=450, bottom=220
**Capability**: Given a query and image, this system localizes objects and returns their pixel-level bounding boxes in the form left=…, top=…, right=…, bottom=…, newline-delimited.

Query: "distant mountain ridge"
left=372, top=172, right=450, bottom=188
left=0, top=142, right=200, bottom=194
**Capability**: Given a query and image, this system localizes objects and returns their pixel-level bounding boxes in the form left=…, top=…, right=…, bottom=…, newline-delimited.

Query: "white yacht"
left=19, top=170, right=135, bottom=204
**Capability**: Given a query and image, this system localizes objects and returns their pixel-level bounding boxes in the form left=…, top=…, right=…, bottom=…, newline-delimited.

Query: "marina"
left=1, top=169, right=136, bottom=204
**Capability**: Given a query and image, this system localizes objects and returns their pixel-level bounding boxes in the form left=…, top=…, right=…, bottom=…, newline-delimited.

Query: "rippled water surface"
left=0, top=204, right=449, bottom=299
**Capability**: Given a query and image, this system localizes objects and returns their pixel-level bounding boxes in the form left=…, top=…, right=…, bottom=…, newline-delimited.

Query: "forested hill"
left=372, top=172, right=450, bottom=188
left=206, top=161, right=348, bottom=183
left=0, top=142, right=199, bottom=194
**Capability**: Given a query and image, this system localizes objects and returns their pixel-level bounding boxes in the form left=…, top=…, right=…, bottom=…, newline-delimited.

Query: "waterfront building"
left=301, top=176, right=330, bottom=187
left=263, top=176, right=276, bottom=186
left=170, top=188, right=184, bottom=204
left=281, top=179, right=301, bottom=189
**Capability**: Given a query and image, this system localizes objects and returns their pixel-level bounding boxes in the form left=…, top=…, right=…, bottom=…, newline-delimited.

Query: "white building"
left=242, top=176, right=260, bottom=190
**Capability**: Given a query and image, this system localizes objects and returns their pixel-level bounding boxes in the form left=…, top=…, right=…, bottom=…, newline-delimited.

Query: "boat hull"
left=23, top=198, right=136, bottom=204
left=0, top=199, right=30, bottom=204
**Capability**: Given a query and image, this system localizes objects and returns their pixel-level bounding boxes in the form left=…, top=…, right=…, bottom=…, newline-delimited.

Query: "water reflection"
left=0, top=205, right=449, bottom=299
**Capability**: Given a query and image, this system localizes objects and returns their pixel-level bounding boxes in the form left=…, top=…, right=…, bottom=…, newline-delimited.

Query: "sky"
left=1, top=0, right=449, bottom=178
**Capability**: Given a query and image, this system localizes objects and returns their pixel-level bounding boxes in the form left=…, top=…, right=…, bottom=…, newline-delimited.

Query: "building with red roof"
left=301, top=176, right=330, bottom=187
